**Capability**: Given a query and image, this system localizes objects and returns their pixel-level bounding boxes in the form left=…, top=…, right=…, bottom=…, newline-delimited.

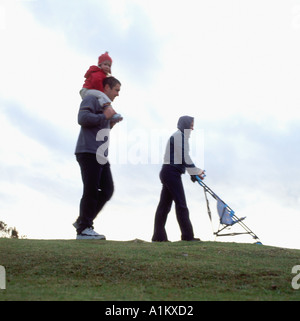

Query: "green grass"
left=0, top=238, right=299, bottom=301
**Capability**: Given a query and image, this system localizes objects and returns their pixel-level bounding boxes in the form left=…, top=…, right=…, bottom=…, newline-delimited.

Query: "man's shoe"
left=111, top=113, right=123, bottom=122
left=181, top=237, right=201, bottom=242
left=188, top=238, right=201, bottom=242
left=76, top=227, right=106, bottom=240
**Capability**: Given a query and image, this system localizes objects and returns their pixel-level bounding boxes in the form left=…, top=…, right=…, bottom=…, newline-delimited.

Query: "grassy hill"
left=0, top=238, right=299, bottom=301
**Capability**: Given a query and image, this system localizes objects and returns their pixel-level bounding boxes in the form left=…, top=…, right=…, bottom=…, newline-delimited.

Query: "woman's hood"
left=177, top=116, right=194, bottom=132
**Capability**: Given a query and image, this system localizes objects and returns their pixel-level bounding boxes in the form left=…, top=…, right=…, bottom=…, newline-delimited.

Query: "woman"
left=152, top=116, right=205, bottom=242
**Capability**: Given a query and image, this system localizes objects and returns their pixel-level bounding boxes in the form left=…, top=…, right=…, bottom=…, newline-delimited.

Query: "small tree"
left=0, top=221, right=19, bottom=239
left=11, top=227, right=19, bottom=239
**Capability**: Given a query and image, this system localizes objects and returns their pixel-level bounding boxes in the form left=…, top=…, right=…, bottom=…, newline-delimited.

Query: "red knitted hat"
left=98, top=51, right=112, bottom=65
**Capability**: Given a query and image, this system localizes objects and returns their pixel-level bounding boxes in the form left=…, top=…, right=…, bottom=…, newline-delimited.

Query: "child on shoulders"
left=80, top=51, right=122, bottom=121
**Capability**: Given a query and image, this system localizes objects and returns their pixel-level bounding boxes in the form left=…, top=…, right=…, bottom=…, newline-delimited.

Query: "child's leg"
left=79, top=88, right=122, bottom=121
left=79, top=88, right=88, bottom=99
left=79, top=88, right=111, bottom=107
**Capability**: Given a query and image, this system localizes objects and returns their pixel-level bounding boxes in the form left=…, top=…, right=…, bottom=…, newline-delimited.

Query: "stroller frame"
left=193, top=175, right=262, bottom=244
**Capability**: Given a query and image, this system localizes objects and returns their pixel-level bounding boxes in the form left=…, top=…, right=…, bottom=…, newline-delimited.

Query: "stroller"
left=191, top=175, right=262, bottom=244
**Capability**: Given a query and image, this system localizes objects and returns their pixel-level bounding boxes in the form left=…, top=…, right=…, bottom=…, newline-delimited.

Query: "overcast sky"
left=0, top=0, right=299, bottom=249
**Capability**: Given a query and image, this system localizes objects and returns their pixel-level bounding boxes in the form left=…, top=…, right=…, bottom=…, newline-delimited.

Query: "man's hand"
left=103, top=106, right=116, bottom=120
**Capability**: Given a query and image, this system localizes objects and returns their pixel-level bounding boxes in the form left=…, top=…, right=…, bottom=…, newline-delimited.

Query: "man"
left=74, top=77, right=122, bottom=240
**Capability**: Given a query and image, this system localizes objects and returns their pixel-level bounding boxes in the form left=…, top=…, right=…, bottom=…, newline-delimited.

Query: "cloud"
left=0, top=98, right=80, bottom=206
left=1, top=98, right=74, bottom=155
left=25, top=0, right=163, bottom=83
left=203, top=117, right=300, bottom=180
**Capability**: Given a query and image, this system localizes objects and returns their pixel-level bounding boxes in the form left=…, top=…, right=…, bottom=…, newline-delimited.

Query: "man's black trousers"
left=76, top=153, right=114, bottom=234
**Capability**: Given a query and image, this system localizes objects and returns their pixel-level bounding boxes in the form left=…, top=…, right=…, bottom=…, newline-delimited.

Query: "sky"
left=0, top=0, right=299, bottom=249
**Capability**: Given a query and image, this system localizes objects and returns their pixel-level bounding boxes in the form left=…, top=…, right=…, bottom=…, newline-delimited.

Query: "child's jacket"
left=82, top=65, right=107, bottom=92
